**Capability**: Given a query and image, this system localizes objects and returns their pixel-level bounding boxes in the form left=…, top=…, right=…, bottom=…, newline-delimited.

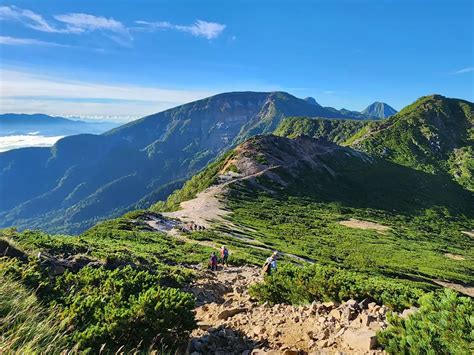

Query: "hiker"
left=262, top=251, right=278, bottom=275
left=221, top=245, right=229, bottom=266
left=210, top=252, right=218, bottom=271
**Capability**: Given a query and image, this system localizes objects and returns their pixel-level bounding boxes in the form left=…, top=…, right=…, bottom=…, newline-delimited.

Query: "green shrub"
left=57, top=266, right=196, bottom=351
left=378, top=289, right=473, bottom=354
left=1, top=258, right=197, bottom=353
left=249, top=263, right=428, bottom=311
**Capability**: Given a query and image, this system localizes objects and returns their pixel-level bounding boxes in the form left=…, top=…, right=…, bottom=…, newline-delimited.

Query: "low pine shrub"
left=378, top=289, right=473, bottom=354
left=249, top=263, right=428, bottom=311
left=55, top=266, right=196, bottom=351
left=1, top=258, right=196, bottom=353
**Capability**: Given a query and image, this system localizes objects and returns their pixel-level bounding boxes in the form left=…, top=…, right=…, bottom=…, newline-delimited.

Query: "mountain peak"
left=362, top=102, right=397, bottom=119
left=303, top=97, right=321, bottom=106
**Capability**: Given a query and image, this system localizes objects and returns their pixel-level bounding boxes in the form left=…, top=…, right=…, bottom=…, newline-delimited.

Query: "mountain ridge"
left=0, top=91, right=377, bottom=233
left=353, top=94, right=473, bottom=190
left=0, top=113, right=117, bottom=137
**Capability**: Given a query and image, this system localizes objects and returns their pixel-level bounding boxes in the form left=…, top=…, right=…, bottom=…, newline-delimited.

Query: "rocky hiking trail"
left=185, top=266, right=394, bottom=354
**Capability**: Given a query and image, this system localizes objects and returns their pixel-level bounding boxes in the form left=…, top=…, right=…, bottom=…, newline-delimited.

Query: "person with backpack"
left=210, top=252, right=218, bottom=271
left=221, top=245, right=229, bottom=267
left=262, top=251, right=278, bottom=275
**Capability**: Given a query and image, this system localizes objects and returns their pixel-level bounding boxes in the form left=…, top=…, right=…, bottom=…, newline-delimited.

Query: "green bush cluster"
left=249, top=263, right=428, bottom=311
left=378, top=289, right=473, bottom=354
left=54, top=266, right=196, bottom=351
left=274, top=116, right=371, bottom=145
left=1, top=258, right=196, bottom=353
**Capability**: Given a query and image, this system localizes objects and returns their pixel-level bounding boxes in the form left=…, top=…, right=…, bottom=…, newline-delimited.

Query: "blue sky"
left=0, top=0, right=472, bottom=121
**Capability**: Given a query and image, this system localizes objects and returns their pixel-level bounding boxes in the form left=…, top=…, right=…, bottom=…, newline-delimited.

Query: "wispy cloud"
left=452, top=67, right=474, bottom=75
left=0, top=5, right=60, bottom=32
left=54, top=13, right=131, bottom=42
left=0, top=5, right=131, bottom=45
left=1, top=5, right=226, bottom=45
left=0, top=35, right=68, bottom=47
left=135, top=19, right=226, bottom=39
left=0, top=68, right=215, bottom=119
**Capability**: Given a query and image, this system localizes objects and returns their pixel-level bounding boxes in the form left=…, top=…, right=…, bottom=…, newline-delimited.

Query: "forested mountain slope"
left=0, top=91, right=367, bottom=233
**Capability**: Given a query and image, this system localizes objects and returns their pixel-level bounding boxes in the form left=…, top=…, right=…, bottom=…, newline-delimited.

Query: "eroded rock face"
left=186, top=266, right=394, bottom=354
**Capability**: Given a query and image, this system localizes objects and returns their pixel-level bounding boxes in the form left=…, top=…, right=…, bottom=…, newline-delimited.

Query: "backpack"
left=223, top=248, right=229, bottom=257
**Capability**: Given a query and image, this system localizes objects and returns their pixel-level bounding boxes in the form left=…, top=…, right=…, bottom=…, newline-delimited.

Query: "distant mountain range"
left=301, top=97, right=397, bottom=120
left=2, top=92, right=467, bottom=235
left=276, top=95, right=473, bottom=191
left=0, top=113, right=118, bottom=137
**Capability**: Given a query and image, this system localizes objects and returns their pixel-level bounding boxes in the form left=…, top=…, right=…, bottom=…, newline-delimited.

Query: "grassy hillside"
left=274, top=116, right=372, bottom=144
left=154, top=135, right=474, bottom=285
left=353, top=95, right=474, bottom=190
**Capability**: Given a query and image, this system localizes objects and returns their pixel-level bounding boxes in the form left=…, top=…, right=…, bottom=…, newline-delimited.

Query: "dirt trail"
left=186, top=266, right=387, bottom=354
left=433, top=280, right=474, bottom=297
left=163, top=167, right=277, bottom=229
left=163, top=185, right=230, bottom=229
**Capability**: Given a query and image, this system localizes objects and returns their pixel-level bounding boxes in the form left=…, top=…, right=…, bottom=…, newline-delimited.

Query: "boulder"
left=322, top=301, right=336, bottom=309
left=217, top=307, right=246, bottom=320
left=320, top=328, right=330, bottom=340
left=342, top=307, right=357, bottom=323
left=352, top=313, right=371, bottom=327
left=358, top=298, right=372, bottom=309
left=252, top=325, right=266, bottom=336
left=0, top=240, right=28, bottom=261
left=317, top=339, right=328, bottom=348
left=346, top=299, right=359, bottom=309
left=197, top=322, right=213, bottom=330
left=400, top=306, right=418, bottom=319
left=49, top=263, right=66, bottom=276
left=342, top=329, right=377, bottom=351
left=329, top=309, right=342, bottom=320
left=367, top=302, right=377, bottom=310
left=310, top=301, right=319, bottom=314
left=334, top=327, right=346, bottom=338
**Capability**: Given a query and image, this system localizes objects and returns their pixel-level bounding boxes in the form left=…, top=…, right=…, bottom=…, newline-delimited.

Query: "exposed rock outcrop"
left=186, top=266, right=392, bottom=354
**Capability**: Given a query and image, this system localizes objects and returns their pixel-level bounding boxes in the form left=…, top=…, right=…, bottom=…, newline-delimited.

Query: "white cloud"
left=1, top=5, right=225, bottom=45
left=0, top=68, right=215, bottom=120
left=136, top=19, right=226, bottom=39
left=0, top=135, right=64, bottom=152
left=54, top=13, right=131, bottom=40
left=0, top=35, right=68, bottom=47
left=0, top=5, right=60, bottom=32
left=452, top=67, right=474, bottom=75
left=0, top=6, right=131, bottom=45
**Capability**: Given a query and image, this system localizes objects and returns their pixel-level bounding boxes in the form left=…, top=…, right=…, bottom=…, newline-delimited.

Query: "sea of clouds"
left=0, top=133, right=63, bottom=152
